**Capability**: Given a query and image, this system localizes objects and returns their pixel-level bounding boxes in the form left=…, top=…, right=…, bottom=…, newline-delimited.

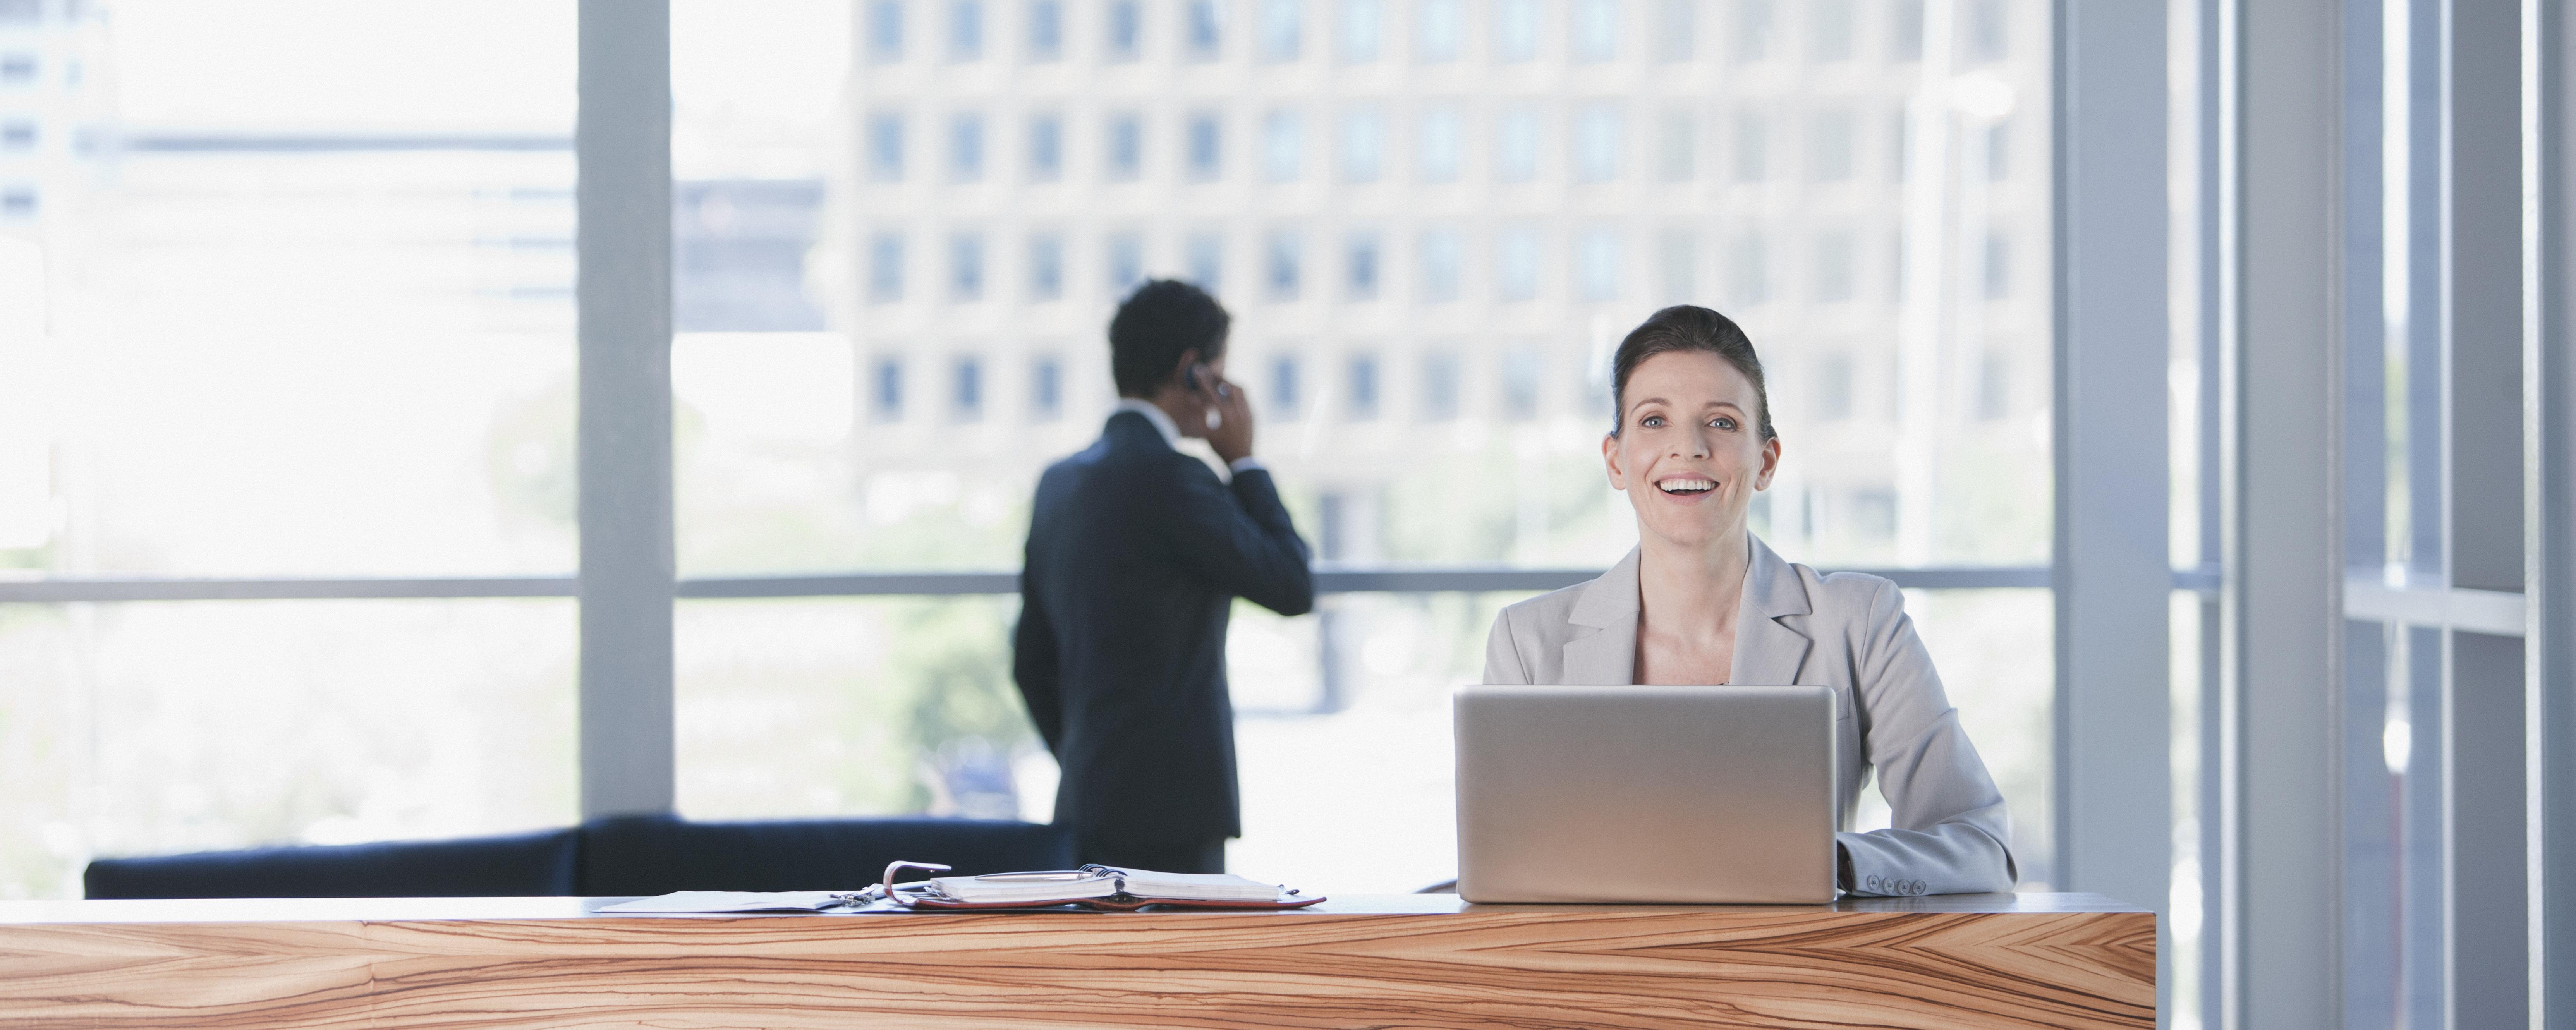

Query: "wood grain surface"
left=0, top=893, right=2153, bottom=1029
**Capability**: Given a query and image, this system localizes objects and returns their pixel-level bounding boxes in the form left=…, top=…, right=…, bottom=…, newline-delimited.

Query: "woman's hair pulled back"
left=1607, top=305, right=1777, bottom=442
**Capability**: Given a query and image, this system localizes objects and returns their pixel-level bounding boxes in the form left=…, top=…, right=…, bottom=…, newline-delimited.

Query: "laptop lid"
left=1454, top=683, right=1838, bottom=904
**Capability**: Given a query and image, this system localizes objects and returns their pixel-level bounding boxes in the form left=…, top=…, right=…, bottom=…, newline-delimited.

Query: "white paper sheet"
left=596, top=891, right=853, bottom=913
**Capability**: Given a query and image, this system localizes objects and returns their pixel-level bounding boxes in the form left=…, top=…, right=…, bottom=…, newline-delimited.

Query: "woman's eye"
left=1640, top=415, right=1666, bottom=428
left=1711, top=416, right=1737, bottom=431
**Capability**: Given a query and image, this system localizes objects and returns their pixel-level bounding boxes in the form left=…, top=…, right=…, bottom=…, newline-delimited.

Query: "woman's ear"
left=1602, top=432, right=1628, bottom=491
left=1753, top=436, right=1781, bottom=491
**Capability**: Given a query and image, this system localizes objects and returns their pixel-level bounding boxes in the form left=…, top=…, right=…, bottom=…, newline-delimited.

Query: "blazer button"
left=1909, top=881, right=1927, bottom=896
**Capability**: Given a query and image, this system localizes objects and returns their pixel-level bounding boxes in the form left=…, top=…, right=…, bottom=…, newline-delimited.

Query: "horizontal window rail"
left=0, top=565, right=2078, bottom=604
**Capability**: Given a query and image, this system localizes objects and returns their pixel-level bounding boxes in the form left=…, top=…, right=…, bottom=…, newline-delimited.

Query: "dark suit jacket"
left=1013, top=411, right=1314, bottom=845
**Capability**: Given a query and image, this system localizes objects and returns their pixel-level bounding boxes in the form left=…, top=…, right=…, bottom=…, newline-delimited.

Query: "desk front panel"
left=0, top=893, right=2153, bottom=1029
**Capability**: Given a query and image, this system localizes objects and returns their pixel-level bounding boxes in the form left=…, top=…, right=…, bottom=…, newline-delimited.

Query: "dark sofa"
left=82, top=814, right=1073, bottom=900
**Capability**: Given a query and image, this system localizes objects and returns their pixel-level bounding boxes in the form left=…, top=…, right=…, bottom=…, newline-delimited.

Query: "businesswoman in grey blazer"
left=1482, top=305, right=2016, bottom=896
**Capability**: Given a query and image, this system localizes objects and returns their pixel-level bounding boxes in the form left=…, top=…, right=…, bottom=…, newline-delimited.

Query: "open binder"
left=874, top=861, right=1326, bottom=912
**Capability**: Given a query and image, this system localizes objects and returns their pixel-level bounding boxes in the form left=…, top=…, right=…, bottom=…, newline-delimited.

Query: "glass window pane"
left=0, top=599, right=576, bottom=898
left=0, top=0, right=577, bottom=579
left=672, top=0, right=2060, bottom=882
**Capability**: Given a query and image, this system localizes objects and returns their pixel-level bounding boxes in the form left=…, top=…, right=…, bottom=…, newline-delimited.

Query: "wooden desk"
left=0, top=892, right=2152, bottom=1029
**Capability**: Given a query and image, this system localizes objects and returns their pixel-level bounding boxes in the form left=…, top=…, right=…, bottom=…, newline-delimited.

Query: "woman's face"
left=1603, top=350, right=1781, bottom=551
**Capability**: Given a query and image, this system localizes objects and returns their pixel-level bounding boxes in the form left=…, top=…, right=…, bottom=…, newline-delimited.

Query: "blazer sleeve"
left=1482, top=607, right=1533, bottom=685
left=1160, top=464, right=1315, bottom=616
left=1835, top=578, right=2020, bottom=896
left=1011, top=566, right=1065, bottom=754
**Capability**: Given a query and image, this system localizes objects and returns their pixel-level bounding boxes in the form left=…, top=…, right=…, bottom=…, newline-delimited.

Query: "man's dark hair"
left=1109, top=279, right=1232, bottom=397
left=1608, top=304, right=1777, bottom=441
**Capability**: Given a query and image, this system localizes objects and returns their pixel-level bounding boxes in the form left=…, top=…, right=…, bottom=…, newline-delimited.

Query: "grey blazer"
left=1482, top=536, right=2018, bottom=896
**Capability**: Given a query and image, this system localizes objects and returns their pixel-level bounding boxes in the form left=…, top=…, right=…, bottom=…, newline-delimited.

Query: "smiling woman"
left=1479, top=305, right=2018, bottom=898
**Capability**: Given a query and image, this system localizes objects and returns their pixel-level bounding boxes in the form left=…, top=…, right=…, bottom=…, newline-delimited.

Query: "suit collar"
left=1561, top=549, right=1641, bottom=683
left=1730, top=535, right=1814, bottom=686
left=1559, top=536, right=1812, bottom=686
left=1108, top=399, right=1182, bottom=450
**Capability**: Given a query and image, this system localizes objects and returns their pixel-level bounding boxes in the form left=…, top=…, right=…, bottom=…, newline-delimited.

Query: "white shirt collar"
left=1111, top=397, right=1184, bottom=450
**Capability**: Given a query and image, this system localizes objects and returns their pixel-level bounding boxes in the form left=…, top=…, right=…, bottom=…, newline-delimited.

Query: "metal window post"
left=576, top=0, right=677, bottom=819
left=2523, top=0, right=2576, bottom=1023
left=2227, top=0, right=2347, bottom=1027
left=2050, top=0, right=2171, bottom=983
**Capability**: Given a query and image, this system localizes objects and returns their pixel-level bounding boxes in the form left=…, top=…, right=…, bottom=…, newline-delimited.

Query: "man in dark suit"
left=1013, top=280, right=1314, bottom=874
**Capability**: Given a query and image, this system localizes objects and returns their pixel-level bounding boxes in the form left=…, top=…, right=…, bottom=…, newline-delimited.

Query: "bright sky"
left=103, top=0, right=850, bottom=132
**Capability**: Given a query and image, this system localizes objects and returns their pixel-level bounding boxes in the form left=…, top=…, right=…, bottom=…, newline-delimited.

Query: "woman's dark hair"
left=1109, top=279, right=1231, bottom=397
left=1607, top=305, right=1777, bottom=442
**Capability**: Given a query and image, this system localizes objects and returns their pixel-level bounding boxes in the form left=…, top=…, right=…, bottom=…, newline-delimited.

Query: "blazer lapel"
left=1729, top=536, right=1814, bottom=687
left=1561, top=548, right=1641, bottom=685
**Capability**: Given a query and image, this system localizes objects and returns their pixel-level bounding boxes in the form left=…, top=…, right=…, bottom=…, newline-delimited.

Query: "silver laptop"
left=1454, top=684, right=1838, bottom=904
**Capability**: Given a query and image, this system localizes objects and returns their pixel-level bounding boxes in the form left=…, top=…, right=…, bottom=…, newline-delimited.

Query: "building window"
left=1418, top=227, right=1462, bottom=302
left=950, top=232, right=986, bottom=301
left=1733, top=111, right=1767, bottom=182
left=1259, top=0, right=1301, bottom=60
left=1853, top=488, right=1897, bottom=540
left=1966, top=0, right=2007, bottom=62
left=1420, top=351, right=1461, bottom=421
left=1345, top=231, right=1380, bottom=300
left=1729, top=230, right=1768, bottom=304
left=1983, top=233, right=2009, bottom=299
left=1416, top=0, right=1460, bottom=60
left=867, top=112, right=906, bottom=181
left=1571, top=0, right=1616, bottom=62
left=1576, top=228, right=1619, bottom=302
left=1107, top=232, right=1145, bottom=294
left=1658, top=108, right=1695, bottom=182
left=1338, top=0, right=1382, bottom=62
left=1814, top=230, right=1854, bottom=303
left=1733, top=0, right=1774, bottom=61
left=1185, top=231, right=1223, bottom=291
left=1028, top=232, right=1065, bottom=300
left=1346, top=353, right=1381, bottom=420
left=869, top=232, right=906, bottom=302
left=1657, top=228, right=1693, bottom=303
left=1265, top=230, right=1303, bottom=301
left=1028, top=113, right=1063, bottom=181
left=1340, top=105, right=1383, bottom=182
left=1655, top=0, right=1692, bottom=60
left=1811, top=109, right=1855, bottom=182
left=953, top=356, right=986, bottom=422
left=1811, top=0, right=1853, bottom=60
left=0, top=120, right=31, bottom=152
left=1977, top=351, right=2011, bottom=420
left=1417, top=105, right=1462, bottom=182
left=0, top=55, right=33, bottom=86
left=1105, top=112, right=1143, bottom=180
left=950, top=112, right=986, bottom=182
left=950, top=0, right=985, bottom=59
left=872, top=357, right=906, bottom=421
left=1030, top=355, right=1064, bottom=421
left=1186, top=112, right=1221, bottom=180
left=1262, top=109, right=1302, bottom=181
left=1269, top=354, right=1302, bottom=417
left=1028, top=0, right=1064, bottom=58
left=1573, top=103, right=1620, bottom=183
left=1495, top=0, right=1538, bottom=61
left=1185, top=0, right=1222, bottom=58
left=1496, top=223, right=1539, bottom=301
left=1106, top=0, right=1143, bottom=58
left=1984, top=121, right=2009, bottom=180
left=868, top=0, right=907, bottom=61
left=1496, top=105, right=1538, bottom=182
left=1895, top=0, right=1925, bottom=61
left=1817, top=352, right=1853, bottom=420
left=1502, top=350, right=1542, bottom=421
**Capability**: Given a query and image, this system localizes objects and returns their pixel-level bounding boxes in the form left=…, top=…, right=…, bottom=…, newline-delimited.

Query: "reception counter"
left=0, top=891, right=2153, bottom=1028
